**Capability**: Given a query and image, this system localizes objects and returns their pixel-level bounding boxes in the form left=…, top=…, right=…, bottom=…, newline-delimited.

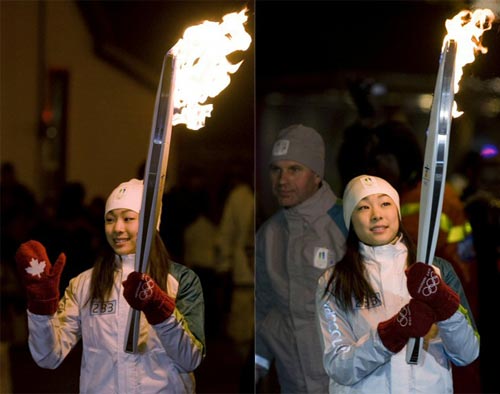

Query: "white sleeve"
left=437, top=307, right=480, bottom=366
left=27, top=279, right=82, bottom=369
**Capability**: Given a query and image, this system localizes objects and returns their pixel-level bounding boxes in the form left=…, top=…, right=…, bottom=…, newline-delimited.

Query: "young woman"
left=316, top=175, right=479, bottom=393
left=15, top=178, right=205, bottom=393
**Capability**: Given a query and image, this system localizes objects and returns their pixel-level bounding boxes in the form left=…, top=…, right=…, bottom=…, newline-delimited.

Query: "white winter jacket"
left=27, top=254, right=205, bottom=393
left=316, top=238, right=479, bottom=394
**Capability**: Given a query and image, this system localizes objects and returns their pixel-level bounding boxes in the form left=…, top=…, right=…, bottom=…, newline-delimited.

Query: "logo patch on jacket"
left=91, top=300, right=116, bottom=315
left=314, top=247, right=335, bottom=269
left=354, top=292, right=382, bottom=309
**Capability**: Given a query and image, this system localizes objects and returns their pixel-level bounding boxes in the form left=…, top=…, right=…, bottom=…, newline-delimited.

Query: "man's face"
left=269, top=160, right=321, bottom=208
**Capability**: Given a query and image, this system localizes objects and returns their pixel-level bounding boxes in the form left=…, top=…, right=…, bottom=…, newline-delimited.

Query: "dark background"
left=255, top=0, right=499, bottom=80
left=255, top=0, right=500, bottom=220
left=77, top=0, right=255, bottom=155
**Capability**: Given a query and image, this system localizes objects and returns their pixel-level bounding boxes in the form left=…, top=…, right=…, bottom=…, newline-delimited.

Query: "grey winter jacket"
left=256, top=182, right=347, bottom=393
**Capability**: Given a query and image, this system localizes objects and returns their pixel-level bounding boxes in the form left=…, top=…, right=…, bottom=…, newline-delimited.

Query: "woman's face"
left=351, top=193, right=399, bottom=246
left=104, top=208, right=139, bottom=255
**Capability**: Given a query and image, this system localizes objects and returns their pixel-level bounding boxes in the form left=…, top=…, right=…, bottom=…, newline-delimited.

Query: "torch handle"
left=406, top=337, right=423, bottom=365
left=125, top=309, right=141, bottom=353
left=123, top=53, right=177, bottom=353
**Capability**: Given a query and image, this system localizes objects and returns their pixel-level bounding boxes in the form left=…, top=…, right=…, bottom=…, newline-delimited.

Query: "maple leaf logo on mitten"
left=15, top=240, right=66, bottom=315
left=25, top=258, right=46, bottom=278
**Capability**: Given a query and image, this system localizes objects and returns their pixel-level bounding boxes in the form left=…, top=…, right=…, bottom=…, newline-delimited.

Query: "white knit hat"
left=342, top=175, right=400, bottom=230
left=105, top=178, right=143, bottom=216
left=270, top=124, right=325, bottom=178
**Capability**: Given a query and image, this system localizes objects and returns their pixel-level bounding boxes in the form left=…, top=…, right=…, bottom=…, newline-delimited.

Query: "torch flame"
left=168, top=7, right=252, bottom=130
left=442, top=8, right=495, bottom=117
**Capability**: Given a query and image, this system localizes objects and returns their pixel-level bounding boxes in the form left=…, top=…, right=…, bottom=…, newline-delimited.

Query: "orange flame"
left=168, top=7, right=252, bottom=130
left=443, top=8, right=495, bottom=117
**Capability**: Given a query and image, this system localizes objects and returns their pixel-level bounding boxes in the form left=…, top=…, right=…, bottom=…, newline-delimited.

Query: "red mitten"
left=15, top=240, right=66, bottom=315
left=377, top=299, right=436, bottom=353
left=406, top=262, right=460, bottom=321
left=122, top=272, right=175, bottom=325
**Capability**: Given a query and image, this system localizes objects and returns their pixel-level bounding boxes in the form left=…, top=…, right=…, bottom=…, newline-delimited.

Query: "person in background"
left=14, top=178, right=205, bottom=393
left=255, top=124, right=347, bottom=393
left=462, top=154, right=500, bottom=394
left=316, top=175, right=479, bottom=393
left=337, top=122, right=379, bottom=191
left=183, top=189, right=219, bottom=338
left=216, top=166, right=254, bottom=355
left=160, top=166, right=207, bottom=263
left=215, top=165, right=255, bottom=393
left=1, top=161, right=39, bottom=261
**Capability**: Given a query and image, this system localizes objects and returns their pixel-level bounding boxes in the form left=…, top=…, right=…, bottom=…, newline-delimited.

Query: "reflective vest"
left=401, top=201, right=472, bottom=244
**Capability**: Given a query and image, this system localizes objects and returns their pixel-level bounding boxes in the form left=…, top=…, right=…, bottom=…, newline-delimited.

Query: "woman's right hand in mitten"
left=15, top=240, right=66, bottom=315
left=377, top=299, right=436, bottom=353
left=406, top=262, right=460, bottom=321
left=122, top=272, right=175, bottom=325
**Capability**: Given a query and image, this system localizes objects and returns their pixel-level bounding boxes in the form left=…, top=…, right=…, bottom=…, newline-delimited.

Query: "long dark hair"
left=86, top=231, right=171, bottom=305
left=324, top=220, right=416, bottom=312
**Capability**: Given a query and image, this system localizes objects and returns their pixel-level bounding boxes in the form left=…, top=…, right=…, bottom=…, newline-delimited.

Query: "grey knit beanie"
left=269, top=124, right=325, bottom=178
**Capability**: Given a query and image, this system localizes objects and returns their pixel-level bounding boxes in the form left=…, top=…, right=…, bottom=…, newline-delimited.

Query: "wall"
left=1, top=1, right=167, bottom=203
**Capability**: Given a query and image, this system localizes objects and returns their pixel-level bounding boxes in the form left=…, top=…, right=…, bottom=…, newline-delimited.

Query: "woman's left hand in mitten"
left=377, top=299, right=436, bottom=353
left=123, top=271, right=175, bottom=325
left=406, top=262, right=459, bottom=321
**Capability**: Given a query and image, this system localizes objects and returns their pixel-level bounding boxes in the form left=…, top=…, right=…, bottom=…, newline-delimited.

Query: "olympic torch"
left=406, top=38, right=456, bottom=365
left=124, top=7, right=252, bottom=353
left=406, top=8, right=495, bottom=364
left=124, top=53, right=176, bottom=353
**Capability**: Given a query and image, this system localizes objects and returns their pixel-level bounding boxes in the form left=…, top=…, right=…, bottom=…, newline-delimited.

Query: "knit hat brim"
left=105, top=178, right=143, bottom=216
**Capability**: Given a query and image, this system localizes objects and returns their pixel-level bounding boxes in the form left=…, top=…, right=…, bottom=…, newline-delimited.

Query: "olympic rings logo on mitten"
left=396, top=305, right=410, bottom=327
left=137, top=276, right=154, bottom=301
left=420, top=271, right=440, bottom=297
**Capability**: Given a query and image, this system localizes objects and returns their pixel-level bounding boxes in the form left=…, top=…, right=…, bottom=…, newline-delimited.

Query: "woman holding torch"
left=14, top=178, right=205, bottom=393
left=316, top=174, right=478, bottom=393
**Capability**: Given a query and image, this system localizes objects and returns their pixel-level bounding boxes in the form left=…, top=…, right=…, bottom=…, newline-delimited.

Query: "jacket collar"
left=358, top=234, right=407, bottom=265
left=284, top=181, right=337, bottom=224
left=114, top=253, right=135, bottom=271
